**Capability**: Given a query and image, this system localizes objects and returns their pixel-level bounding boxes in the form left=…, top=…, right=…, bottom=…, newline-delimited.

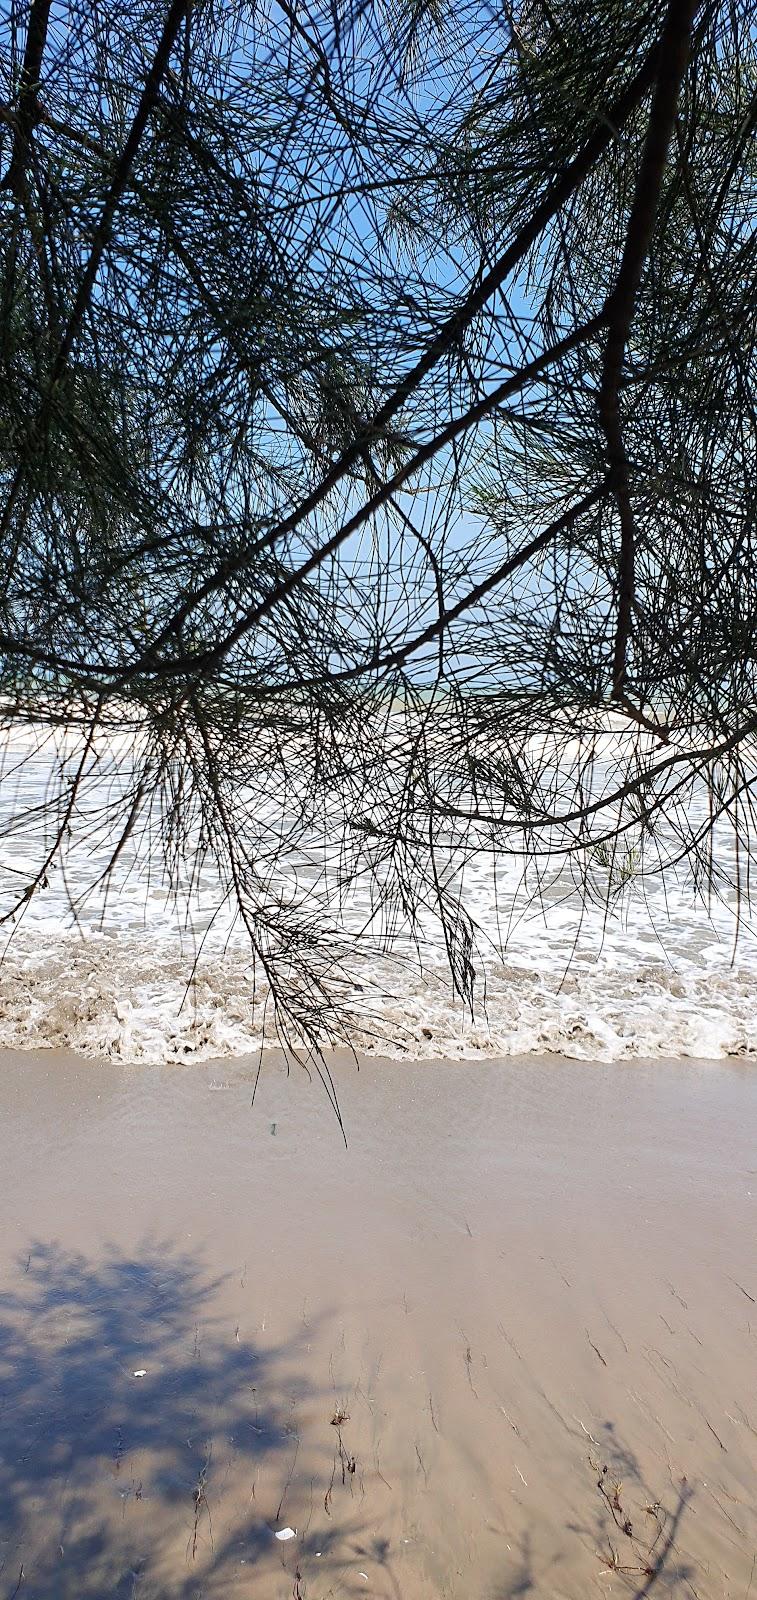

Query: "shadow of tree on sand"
left=0, top=1238, right=336, bottom=1598
left=0, top=1245, right=706, bottom=1600
left=490, top=1431, right=695, bottom=1600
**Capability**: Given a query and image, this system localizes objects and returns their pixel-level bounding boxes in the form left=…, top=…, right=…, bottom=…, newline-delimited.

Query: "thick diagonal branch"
left=52, top=0, right=192, bottom=380
left=1, top=0, right=53, bottom=196
left=599, top=0, right=698, bottom=700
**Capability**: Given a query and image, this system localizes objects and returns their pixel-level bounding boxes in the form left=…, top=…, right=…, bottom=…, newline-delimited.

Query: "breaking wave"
left=0, top=722, right=755, bottom=1063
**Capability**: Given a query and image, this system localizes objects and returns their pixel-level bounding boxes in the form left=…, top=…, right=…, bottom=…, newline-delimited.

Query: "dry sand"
left=0, top=1047, right=755, bottom=1599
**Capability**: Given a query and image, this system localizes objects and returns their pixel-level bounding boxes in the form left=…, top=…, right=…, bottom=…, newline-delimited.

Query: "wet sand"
left=0, top=1048, right=755, bottom=1598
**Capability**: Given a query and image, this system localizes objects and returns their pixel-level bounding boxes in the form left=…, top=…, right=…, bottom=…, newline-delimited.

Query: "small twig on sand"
left=276, top=1435, right=301, bottom=1521
left=462, top=1338, right=478, bottom=1396
left=324, top=1452, right=336, bottom=1515
left=744, top=1551, right=755, bottom=1600
left=586, top=1330, right=608, bottom=1367
left=374, top=1449, right=393, bottom=1492
left=704, top=1417, right=727, bottom=1453
left=190, top=1448, right=213, bottom=1561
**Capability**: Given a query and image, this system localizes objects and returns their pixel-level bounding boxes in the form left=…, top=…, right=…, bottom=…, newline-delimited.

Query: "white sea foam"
left=0, top=724, right=755, bottom=1063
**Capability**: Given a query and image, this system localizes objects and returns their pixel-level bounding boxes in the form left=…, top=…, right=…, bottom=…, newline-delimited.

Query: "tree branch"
left=257, top=480, right=610, bottom=693
left=1, top=0, right=53, bottom=196
left=120, top=40, right=664, bottom=669
left=52, top=0, right=192, bottom=381
left=599, top=0, right=698, bottom=700
left=119, top=315, right=607, bottom=685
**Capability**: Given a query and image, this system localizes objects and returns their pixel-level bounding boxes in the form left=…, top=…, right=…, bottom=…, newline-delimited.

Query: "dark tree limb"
left=1, top=0, right=53, bottom=196
left=53, top=0, right=192, bottom=380
left=599, top=0, right=698, bottom=700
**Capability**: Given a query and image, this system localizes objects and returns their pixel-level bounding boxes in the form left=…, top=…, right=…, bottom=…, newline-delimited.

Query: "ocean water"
left=0, top=719, right=755, bottom=1063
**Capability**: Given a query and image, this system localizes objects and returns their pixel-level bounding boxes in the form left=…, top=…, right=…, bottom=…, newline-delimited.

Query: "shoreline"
left=1, top=1048, right=755, bottom=1597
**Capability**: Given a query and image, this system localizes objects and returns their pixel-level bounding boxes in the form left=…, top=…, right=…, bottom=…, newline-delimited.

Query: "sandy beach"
left=0, top=1048, right=755, bottom=1598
